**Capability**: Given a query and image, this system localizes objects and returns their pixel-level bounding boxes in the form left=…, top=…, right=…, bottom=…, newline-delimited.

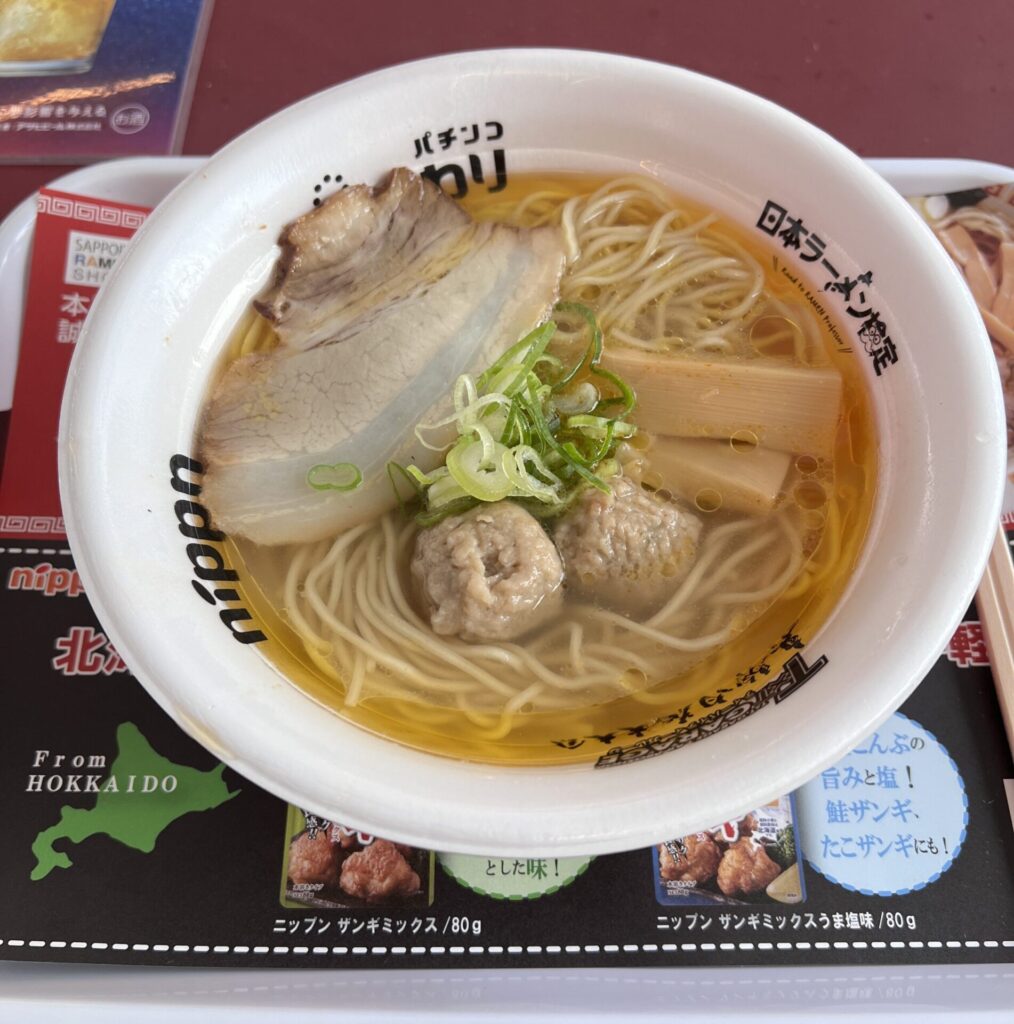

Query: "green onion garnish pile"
left=388, top=302, right=637, bottom=526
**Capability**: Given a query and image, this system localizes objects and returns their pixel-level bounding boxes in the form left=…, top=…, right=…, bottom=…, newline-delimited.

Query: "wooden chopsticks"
left=976, top=525, right=1014, bottom=755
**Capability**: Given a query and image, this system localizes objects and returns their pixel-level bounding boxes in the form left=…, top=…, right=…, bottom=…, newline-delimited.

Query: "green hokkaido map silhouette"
left=31, top=722, right=238, bottom=881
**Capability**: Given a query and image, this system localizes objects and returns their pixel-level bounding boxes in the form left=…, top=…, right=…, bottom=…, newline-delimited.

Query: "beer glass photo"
left=0, top=0, right=117, bottom=76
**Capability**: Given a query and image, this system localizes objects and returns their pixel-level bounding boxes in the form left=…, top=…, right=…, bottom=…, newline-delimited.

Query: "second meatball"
left=554, top=475, right=702, bottom=613
left=411, top=501, right=564, bottom=643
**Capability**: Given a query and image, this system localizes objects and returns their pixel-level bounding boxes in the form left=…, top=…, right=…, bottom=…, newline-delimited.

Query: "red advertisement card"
left=0, top=187, right=150, bottom=539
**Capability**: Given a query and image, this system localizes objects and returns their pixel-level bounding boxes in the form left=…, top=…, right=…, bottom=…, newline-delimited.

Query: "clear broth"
left=217, top=173, right=877, bottom=765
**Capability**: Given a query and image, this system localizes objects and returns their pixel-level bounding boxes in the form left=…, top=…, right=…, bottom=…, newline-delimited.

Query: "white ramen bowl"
left=59, top=50, right=1004, bottom=856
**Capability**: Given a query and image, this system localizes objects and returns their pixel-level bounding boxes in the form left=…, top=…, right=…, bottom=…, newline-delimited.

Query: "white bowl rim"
left=58, top=48, right=1005, bottom=856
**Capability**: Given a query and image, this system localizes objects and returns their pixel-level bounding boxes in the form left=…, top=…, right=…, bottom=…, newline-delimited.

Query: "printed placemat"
left=0, top=186, right=1011, bottom=969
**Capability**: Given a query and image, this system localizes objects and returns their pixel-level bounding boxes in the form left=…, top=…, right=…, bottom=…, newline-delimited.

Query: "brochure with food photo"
left=0, top=0, right=213, bottom=161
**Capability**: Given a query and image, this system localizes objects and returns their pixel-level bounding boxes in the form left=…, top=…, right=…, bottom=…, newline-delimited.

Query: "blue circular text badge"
left=796, top=712, right=967, bottom=896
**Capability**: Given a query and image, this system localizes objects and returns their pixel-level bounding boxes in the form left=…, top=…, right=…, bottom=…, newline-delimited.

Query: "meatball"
left=716, top=837, right=782, bottom=897
left=554, top=476, right=702, bottom=613
left=287, top=831, right=339, bottom=886
left=411, top=501, right=564, bottom=642
left=659, top=833, right=722, bottom=885
left=339, top=839, right=421, bottom=903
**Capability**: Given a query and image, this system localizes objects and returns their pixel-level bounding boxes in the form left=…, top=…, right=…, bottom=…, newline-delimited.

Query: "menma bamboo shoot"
left=643, top=435, right=793, bottom=515
left=601, top=348, right=842, bottom=456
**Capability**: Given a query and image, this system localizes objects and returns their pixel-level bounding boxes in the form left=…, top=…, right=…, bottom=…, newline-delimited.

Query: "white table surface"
left=3, top=962, right=1014, bottom=1021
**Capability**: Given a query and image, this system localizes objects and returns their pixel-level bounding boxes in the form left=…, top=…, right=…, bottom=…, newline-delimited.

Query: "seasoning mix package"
left=280, top=806, right=434, bottom=910
left=653, top=795, right=806, bottom=906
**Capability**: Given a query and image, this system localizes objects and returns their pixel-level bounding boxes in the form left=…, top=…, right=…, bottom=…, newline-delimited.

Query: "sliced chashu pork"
left=199, top=169, right=566, bottom=546
left=254, top=166, right=476, bottom=352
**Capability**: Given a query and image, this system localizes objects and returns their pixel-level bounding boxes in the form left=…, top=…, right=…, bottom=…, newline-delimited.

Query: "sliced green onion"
left=453, top=373, right=478, bottom=413
left=472, top=422, right=498, bottom=468
left=565, top=414, right=637, bottom=439
left=386, top=461, right=422, bottom=514
left=485, top=361, right=527, bottom=396
left=552, top=301, right=602, bottom=391
left=427, top=471, right=471, bottom=508
left=416, top=495, right=479, bottom=527
left=446, top=438, right=515, bottom=501
left=581, top=422, right=617, bottom=467
left=378, top=304, right=638, bottom=525
left=460, top=391, right=511, bottom=423
left=591, top=364, right=636, bottom=417
left=502, top=445, right=562, bottom=503
left=552, top=381, right=599, bottom=415
left=415, top=388, right=510, bottom=450
left=552, top=302, right=637, bottom=418
left=522, top=385, right=610, bottom=493
left=406, top=464, right=446, bottom=487
left=535, top=352, right=563, bottom=373
left=503, top=322, right=556, bottom=397
left=500, top=396, right=526, bottom=447
left=307, top=462, right=363, bottom=492
left=477, top=321, right=556, bottom=393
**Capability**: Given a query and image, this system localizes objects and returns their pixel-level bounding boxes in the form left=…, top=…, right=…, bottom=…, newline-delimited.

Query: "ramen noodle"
left=197, top=171, right=877, bottom=765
